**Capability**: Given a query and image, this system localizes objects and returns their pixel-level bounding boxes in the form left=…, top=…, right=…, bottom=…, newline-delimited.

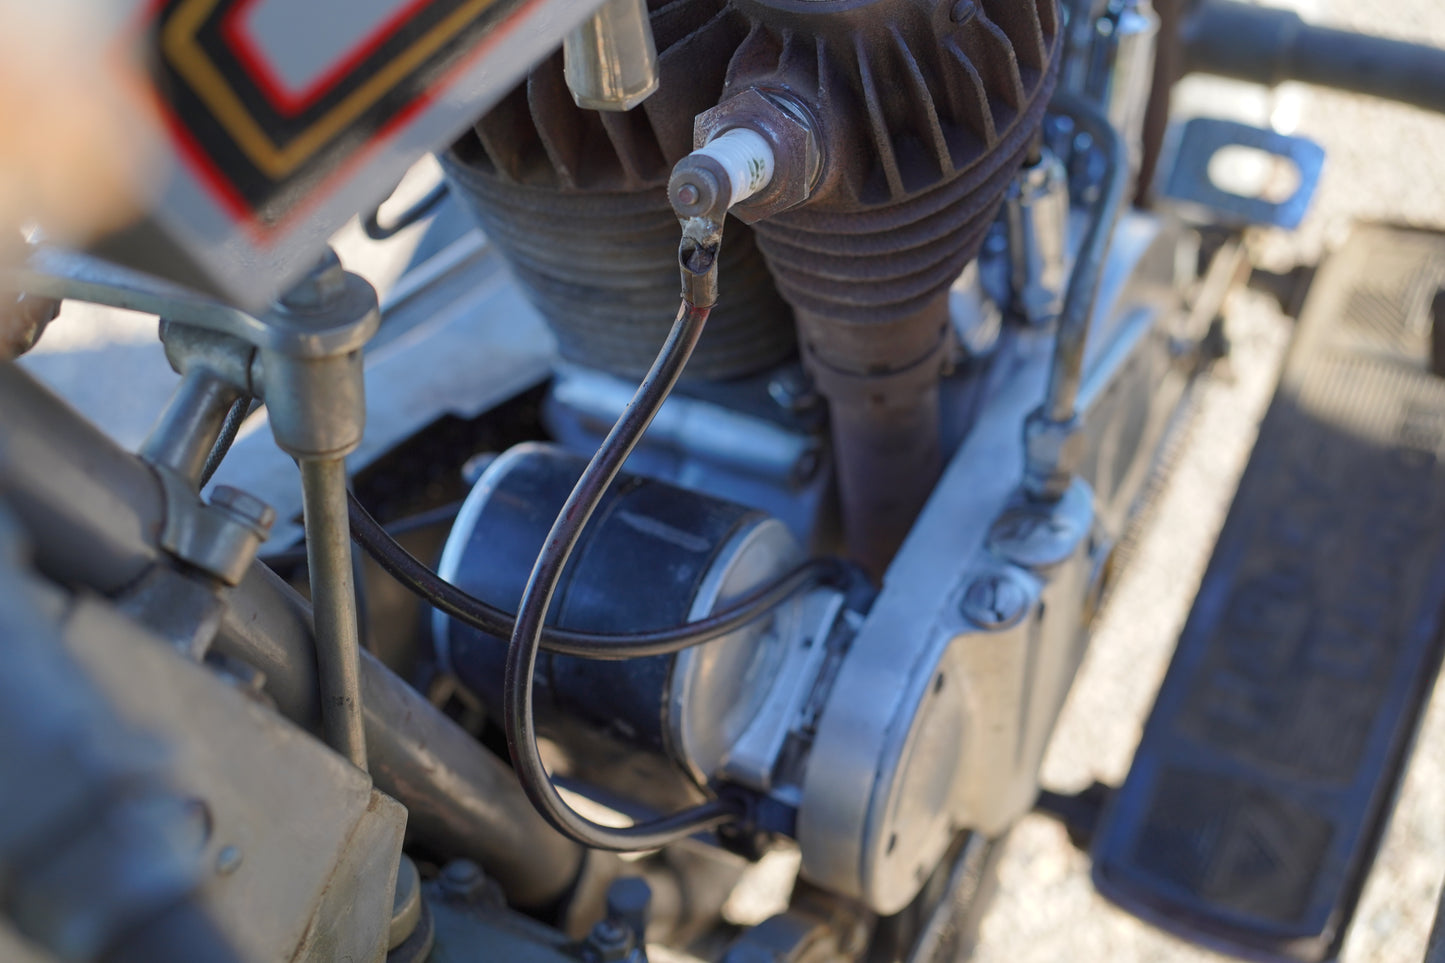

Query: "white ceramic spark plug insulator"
left=695, top=128, right=776, bottom=209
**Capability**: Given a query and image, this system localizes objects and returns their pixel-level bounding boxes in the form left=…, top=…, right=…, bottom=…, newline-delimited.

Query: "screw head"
left=959, top=572, right=1031, bottom=629
left=988, top=491, right=1089, bottom=567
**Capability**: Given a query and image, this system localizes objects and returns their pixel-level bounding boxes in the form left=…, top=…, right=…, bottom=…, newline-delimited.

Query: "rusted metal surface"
left=718, top=0, right=1065, bottom=571
left=442, top=159, right=792, bottom=380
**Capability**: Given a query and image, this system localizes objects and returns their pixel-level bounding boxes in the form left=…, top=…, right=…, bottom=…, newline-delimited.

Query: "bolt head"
left=586, top=918, right=635, bottom=962
left=768, top=369, right=819, bottom=413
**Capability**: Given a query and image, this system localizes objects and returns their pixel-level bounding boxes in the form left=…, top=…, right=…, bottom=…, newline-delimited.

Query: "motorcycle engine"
left=446, top=0, right=1061, bottom=571
left=435, top=0, right=1063, bottom=915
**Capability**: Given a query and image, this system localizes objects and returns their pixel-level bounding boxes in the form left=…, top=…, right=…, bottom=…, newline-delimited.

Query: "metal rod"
left=299, top=457, right=367, bottom=770
left=1184, top=0, right=1445, bottom=116
left=1042, top=91, right=1130, bottom=425
left=140, top=368, right=241, bottom=486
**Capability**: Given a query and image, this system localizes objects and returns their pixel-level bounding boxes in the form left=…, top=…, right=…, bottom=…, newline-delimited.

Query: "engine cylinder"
left=444, top=0, right=795, bottom=381
left=432, top=443, right=799, bottom=811
left=718, top=0, right=1064, bottom=571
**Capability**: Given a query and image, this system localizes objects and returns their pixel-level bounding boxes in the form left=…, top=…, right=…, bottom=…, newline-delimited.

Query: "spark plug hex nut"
left=689, top=88, right=822, bottom=224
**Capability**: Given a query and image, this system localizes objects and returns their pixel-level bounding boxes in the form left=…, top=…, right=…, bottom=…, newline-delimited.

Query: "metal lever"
left=8, top=245, right=379, bottom=770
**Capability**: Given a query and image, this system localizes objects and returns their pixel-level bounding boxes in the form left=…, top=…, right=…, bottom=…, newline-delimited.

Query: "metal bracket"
left=1161, top=117, right=1325, bottom=229
left=155, top=469, right=275, bottom=586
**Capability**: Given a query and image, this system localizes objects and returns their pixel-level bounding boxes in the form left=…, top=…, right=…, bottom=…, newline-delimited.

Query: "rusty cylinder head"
left=702, top=0, right=1064, bottom=571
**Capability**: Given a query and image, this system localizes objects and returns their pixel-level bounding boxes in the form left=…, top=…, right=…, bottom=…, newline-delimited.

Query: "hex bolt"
left=767, top=369, right=819, bottom=413
left=959, top=572, right=1031, bottom=629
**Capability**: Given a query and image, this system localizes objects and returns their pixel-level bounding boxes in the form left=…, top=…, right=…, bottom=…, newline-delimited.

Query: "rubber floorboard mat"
left=1091, top=225, right=1445, bottom=962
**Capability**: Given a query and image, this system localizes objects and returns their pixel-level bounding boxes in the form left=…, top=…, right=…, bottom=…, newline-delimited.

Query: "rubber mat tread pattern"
left=1091, top=225, right=1445, bottom=962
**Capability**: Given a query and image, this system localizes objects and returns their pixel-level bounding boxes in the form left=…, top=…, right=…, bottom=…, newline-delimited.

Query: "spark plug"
left=668, top=88, right=822, bottom=225
left=669, top=129, right=776, bottom=223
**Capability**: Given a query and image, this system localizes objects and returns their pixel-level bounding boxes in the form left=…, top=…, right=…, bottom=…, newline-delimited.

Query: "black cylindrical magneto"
left=433, top=443, right=798, bottom=811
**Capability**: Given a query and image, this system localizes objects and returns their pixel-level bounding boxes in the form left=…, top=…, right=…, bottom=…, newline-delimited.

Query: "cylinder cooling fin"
left=444, top=0, right=796, bottom=382
left=725, top=0, right=1064, bottom=325
left=714, top=0, right=1064, bottom=571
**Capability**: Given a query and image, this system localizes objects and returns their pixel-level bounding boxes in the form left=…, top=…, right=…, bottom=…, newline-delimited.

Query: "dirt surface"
left=14, top=3, right=1445, bottom=960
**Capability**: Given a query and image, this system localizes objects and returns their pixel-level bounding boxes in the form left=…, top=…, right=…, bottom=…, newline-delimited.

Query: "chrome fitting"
left=257, top=249, right=379, bottom=461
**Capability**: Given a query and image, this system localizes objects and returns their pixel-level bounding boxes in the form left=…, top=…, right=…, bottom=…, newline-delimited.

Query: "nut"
left=1021, top=408, right=1087, bottom=501
left=694, top=88, right=823, bottom=224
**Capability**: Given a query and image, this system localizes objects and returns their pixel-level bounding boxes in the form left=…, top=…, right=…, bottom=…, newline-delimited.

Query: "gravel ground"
left=15, top=3, right=1445, bottom=960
